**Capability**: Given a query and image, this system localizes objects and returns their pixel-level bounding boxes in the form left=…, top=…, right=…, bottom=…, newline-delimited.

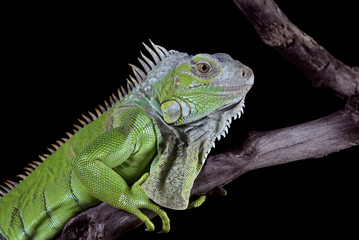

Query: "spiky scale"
left=5, top=180, right=17, bottom=188
left=28, top=163, right=38, bottom=169
left=104, top=100, right=111, bottom=110
left=24, top=167, right=34, bottom=172
left=77, top=118, right=87, bottom=127
left=16, top=174, right=27, bottom=181
left=156, top=45, right=170, bottom=57
left=129, top=63, right=146, bottom=82
left=120, top=85, right=127, bottom=96
left=47, top=147, right=55, bottom=154
left=110, top=94, right=118, bottom=103
left=129, top=75, right=139, bottom=87
left=140, top=51, right=155, bottom=68
left=82, top=114, right=91, bottom=124
left=95, top=108, right=103, bottom=117
left=109, top=96, right=115, bottom=107
left=138, top=57, right=151, bottom=73
left=143, top=42, right=160, bottom=64
left=150, top=40, right=166, bottom=60
left=0, top=185, right=10, bottom=193
left=7, top=180, right=17, bottom=185
left=127, top=79, right=135, bottom=92
left=52, top=143, right=59, bottom=150
left=88, top=111, right=97, bottom=121
left=33, top=161, right=42, bottom=166
left=3, top=182, right=13, bottom=190
left=98, top=104, right=107, bottom=114
left=73, top=124, right=81, bottom=131
left=117, top=88, right=124, bottom=99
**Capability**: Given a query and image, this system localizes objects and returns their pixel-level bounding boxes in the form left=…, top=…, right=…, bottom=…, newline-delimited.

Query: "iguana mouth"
left=185, top=84, right=252, bottom=93
left=208, top=83, right=252, bottom=90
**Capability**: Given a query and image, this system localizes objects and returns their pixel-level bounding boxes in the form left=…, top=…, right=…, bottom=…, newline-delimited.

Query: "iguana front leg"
left=128, top=172, right=170, bottom=232
left=72, top=107, right=170, bottom=233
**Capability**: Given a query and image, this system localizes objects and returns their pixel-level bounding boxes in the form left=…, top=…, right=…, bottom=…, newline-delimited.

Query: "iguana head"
left=126, top=42, right=254, bottom=210
left=153, top=52, right=254, bottom=126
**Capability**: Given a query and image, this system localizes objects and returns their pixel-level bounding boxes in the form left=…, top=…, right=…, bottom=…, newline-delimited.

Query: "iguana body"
left=0, top=42, right=254, bottom=239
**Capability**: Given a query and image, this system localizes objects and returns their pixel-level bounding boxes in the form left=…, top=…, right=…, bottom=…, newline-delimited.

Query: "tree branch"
left=233, top=0, right=359, bottom=99
left=192, top=95, right=359, bottom=196
left=57, top=1, right=359, bottom=239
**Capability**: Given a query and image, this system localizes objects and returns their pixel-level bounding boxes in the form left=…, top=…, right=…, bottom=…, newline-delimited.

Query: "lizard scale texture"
left=0, top=41, right=254, bottom=239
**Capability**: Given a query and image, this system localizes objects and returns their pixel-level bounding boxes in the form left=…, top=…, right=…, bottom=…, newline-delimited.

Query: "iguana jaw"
left=202, top=63, right=254, bottom=160
left=204, top=96, right=246, bottom=161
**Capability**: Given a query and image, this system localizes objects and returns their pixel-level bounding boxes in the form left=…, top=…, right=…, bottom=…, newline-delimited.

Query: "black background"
left=1, top=0, right=358, bottom=239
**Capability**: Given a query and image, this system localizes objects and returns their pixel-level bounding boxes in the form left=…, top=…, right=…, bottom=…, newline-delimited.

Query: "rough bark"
left=57, top=1, right=359, bottom=239
left=233, top=0, right=359, bottom=99
left=192, top=95, right=359, bottom=196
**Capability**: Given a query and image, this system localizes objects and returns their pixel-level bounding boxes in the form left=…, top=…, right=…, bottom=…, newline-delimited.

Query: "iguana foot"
left=188, top=195, right=206, bottom=209
left=125, top=173, right=170, bottom=233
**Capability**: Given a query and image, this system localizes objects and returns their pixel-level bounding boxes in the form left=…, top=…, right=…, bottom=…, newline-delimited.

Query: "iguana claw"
left=128, top=173, right=170, bottom=233
left=188, top=195, right=207, bottom=209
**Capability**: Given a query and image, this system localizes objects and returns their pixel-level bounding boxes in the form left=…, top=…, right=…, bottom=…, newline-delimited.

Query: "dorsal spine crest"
left=0, top=40, right=171, bottom=198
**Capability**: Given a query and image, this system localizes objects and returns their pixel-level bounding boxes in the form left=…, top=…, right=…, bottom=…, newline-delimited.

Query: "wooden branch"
left=57, top=95, right=359, bottom=239
left=233, top=0, right=359, bottom=99
left=192, top=95, right=359, bottom=196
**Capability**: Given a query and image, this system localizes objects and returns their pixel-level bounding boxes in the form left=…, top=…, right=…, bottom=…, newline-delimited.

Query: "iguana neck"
left=126, top=92, right=246, bottom=210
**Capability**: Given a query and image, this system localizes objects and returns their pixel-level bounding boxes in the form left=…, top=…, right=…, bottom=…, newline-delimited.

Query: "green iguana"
left=0, top=41, right=254, bottom=239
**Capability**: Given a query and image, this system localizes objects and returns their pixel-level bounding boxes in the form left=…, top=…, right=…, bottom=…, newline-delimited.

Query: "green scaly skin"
left=0, top=42, right=254, bottom=239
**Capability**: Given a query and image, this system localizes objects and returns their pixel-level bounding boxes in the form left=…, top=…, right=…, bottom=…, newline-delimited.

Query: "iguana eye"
left=197, top=63, right=211, bottom=73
